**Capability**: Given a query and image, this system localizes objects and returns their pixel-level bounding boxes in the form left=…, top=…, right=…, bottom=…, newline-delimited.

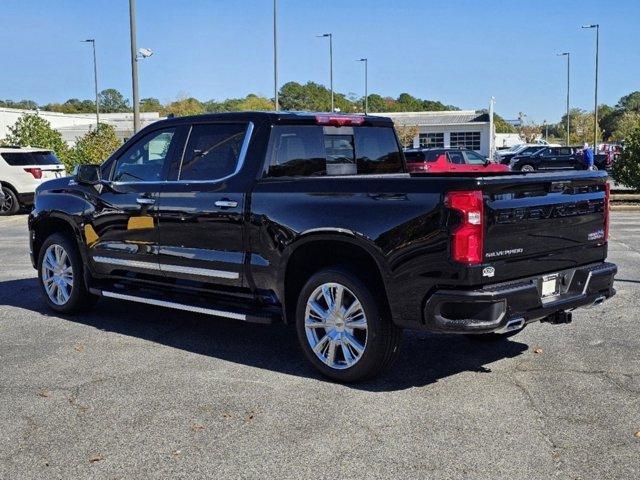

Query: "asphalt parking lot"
left=1, top=213, right=639, bottom=479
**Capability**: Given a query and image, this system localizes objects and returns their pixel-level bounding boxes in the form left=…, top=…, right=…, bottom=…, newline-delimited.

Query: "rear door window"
left=179, top=123, right=248, bottom=181
left=1, top=151, right=60, bottom=166
left=266, top=125, right=402, bottom=177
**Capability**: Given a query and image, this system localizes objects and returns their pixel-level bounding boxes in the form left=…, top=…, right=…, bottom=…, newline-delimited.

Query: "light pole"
left=543, top=120, right=548, bottom=141
left=582, top=24, right=599, bottom=149
left=273, top=0, right=279, bottom=110
left=82, top=39, right=100, bottom=128
left=317, top=33, right=333, bottom=112
left=129, top=0, right=140, bottom=133
left=357, top=58, right=368, bottom=114
left=558, top=52, right=570, bottom=146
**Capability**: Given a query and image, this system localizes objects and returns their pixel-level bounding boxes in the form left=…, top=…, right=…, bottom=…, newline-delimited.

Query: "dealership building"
left=0, top=107, right=161, bottom=146
left=378, top=110, right=494, bottom=156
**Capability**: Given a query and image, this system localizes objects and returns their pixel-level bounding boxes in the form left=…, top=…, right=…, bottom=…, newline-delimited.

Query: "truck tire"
left=0, top=187, right=19, bottom=216
left=295, top=267, right=402, bottom=382
left=37, top=232, right=98, bottom=313
left=519, top=164, right=535, bottom=172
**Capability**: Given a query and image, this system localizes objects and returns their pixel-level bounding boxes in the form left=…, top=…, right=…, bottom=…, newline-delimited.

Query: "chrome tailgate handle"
left=136, top=197, right=155, bottom=205
left=215, top=200, right=238, bottom=208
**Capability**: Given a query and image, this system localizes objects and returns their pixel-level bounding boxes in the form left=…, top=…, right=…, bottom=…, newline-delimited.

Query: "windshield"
left=0, top=151, right=61, bottom=166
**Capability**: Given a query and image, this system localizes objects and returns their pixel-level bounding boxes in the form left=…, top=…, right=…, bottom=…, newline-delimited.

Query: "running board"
left=95, top=289, right=278, bottom=324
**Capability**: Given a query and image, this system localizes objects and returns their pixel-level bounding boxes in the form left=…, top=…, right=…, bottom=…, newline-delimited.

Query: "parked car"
left=497, top=145, right=545, bottom=164
left=0, top=147, right=66, bottom=215
left=29, top=112, right=616, bottom=382
left=510, top=146, right=610, bottom=172
left=404, top=148, right=509, bottom=173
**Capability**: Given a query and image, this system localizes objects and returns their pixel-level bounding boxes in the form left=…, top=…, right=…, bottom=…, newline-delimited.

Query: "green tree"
left=557, top=108, right=602, bottom=145
left=616, top=91, right=640, bottom=112
left=611, top=124, right=640, bottom=190
left=612, top=111, right=640, bottom=140
left=98, top=88, right=130, bottom=113
left=162, top=97, right=205, bottom=117
left=0, top=99, right=39, bottom=110
left=43, top=98, right=96, bottom=114
left=140, top=97, right=162, bottom=112
left=67, top=123, right=121, bottom=171
left=494, top=114, right=517, bottom=133
left=2, top=114, right=69, bottom=164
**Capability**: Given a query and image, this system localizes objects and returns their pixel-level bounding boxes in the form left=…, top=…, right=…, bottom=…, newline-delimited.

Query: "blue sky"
left=1, top=0, right=638, bottom=123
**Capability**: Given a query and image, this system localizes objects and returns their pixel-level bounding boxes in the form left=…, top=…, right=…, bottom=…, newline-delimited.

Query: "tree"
left=67, top=124, right=121, bottom=171
left=611, top=124, right=640, bottom=190
left=43, top=98, right=95, bottom=114
left=393, top=122, right=419, bottom=147
left=519, top=124, right=542, bottom=143
left=139, top=98, right=162, bottom=112
left=98, top=88, right=130, bottom=113
left=162, top=97, right=205, bottom=117
left=2, top=114, right=69, bottom=164
left=556, top=108, right=602, bottom=145
left=616, top=91, right=640, bottom=112
left=0, top=99, right=38, bottom=110
left=612, top=111, right=640, bottom=141
left=494, top=114, right=517, bottom=133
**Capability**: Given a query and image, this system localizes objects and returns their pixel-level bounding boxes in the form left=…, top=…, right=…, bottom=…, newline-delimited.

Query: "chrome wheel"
left=521, top=165, right=535, bottom=172
left=41, top=244, right=74, bottom=305
left=304, top=282, right=368, bottom=370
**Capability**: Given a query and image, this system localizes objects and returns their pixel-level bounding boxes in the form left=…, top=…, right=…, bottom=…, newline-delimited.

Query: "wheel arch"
left=279, top=230, right=392, bottom=324
left=31, top=212, right=84, bottom=267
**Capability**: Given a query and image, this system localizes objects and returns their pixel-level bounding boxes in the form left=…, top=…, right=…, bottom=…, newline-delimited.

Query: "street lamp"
left=129, top=0, right=140, bottom=133
left=582, top=24, right=599, bottom=149
left=273, top=0, right=279, bottom=110
left=317, top=33, right=333, bottom=112
left=557, top=52, right=570, bottom=146
left=82, top=39, right=100, bottom=128
left=357, top=58, right=368, bottom=114
left=543, top=120, right=548, bottom=141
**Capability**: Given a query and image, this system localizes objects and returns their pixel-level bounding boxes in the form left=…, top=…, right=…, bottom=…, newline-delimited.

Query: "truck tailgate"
left=481, top=171, right=608, bottom=263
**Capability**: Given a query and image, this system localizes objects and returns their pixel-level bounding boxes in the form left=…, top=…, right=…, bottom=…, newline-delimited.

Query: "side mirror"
left=74, top=165, right=101, bottom=185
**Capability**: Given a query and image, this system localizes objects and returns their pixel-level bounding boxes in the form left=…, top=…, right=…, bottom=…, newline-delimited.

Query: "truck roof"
left=154, top=111, right=395, bottom=128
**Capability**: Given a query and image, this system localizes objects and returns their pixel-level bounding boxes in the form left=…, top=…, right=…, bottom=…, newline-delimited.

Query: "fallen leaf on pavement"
left=38, top=389, right=51, bottom=398
left=172, top=449, right=182, bottom=458
left=634, top=430, right=640, bottom=438
left=533, top=348, right=543, bottom=354
left=74, top=344, right=85, bottom=353
left=222, top=412, right=232, bottom=420
left=244, top=410, right=257, bottom=422
left=191, top=423, right=205, bottom=432
left=89, top=453, right=104, bottom=463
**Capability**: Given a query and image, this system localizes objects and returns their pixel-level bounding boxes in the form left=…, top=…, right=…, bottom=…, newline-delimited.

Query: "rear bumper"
left=422, top=262, right=617, bottom=333
left=17, top=192, right=34, bottom=205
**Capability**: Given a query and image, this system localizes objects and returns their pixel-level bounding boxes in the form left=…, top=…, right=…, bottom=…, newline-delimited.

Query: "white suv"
left=0, top=147, right=66, bottom=215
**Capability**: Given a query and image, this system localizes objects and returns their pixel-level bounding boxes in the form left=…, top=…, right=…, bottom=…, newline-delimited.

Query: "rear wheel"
left=296, top=267, right=402, bottom=382
left=37, top=233, right=98, bottom=313
left=520, top=164, right=535, bottom=172
left=0, top=187, right=19, bottom=216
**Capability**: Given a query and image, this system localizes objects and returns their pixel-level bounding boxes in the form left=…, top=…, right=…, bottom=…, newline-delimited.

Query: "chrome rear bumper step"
left=96, top=290, right=277, bottom=324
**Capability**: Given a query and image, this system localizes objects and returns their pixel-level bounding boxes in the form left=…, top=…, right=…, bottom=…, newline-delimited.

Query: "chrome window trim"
left=93, top=256, right=239, bottom=279
left=101, top=290, right=247, bottom=321
left=109, top=121, right=255, bottom=186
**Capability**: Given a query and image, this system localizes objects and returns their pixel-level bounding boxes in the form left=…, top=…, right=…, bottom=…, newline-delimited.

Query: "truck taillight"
left=315, top=114, right=365, bottom=127
left=24, top=167, right=43, bottom=179
left=604, top=182, right=610, bottom=241
left=445, top=190, right=484, bottom=264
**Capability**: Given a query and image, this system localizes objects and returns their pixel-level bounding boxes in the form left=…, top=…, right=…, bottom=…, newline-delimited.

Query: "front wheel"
left=519, top=164, right=535, bottom=172
left=38, top=233, right=98, bottom=313
left=296, top=267, right=402, bottom=382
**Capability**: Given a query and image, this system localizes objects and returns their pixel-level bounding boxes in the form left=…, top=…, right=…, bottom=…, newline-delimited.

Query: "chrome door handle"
left=215, top=200, right=238, bottom=208
left=136, top=197, right=155, bottom=205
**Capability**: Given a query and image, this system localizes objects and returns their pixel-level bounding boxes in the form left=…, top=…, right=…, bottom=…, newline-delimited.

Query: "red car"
left=404, top=148, right=510, bottom=173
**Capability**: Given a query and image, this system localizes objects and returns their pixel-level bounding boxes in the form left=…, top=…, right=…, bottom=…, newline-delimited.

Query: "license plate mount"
left=541, top=274, right=559, bottom=298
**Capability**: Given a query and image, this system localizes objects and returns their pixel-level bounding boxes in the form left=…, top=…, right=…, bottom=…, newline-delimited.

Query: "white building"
left=0, top=107, right=162, bottom=146
left=376, top=110, right=493, bottom=157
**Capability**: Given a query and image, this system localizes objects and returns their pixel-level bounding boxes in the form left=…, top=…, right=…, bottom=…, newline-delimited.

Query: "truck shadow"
left=0, top=277, right=528, bottom=392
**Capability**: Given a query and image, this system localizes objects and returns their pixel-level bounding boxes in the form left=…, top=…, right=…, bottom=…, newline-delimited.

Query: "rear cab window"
left=265, top=125, right=403, bottom=177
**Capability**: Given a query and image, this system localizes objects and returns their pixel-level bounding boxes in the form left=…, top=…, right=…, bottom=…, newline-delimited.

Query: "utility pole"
left=273, top=0, right=279, bottom=110
left=317, top=33, right=333, bottom=112
left=558, top=52, right=570, bottom=146
left=83, top=39, right=100, bottom=127
left=129, top=0, right=140, bottom=133
left=357, top=58, right=368, bottom=114
left=582, top=24, right=600, bottom=149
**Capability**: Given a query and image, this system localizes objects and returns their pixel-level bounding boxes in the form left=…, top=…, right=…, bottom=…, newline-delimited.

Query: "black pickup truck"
left=28, top=112, right=617, bottom=382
